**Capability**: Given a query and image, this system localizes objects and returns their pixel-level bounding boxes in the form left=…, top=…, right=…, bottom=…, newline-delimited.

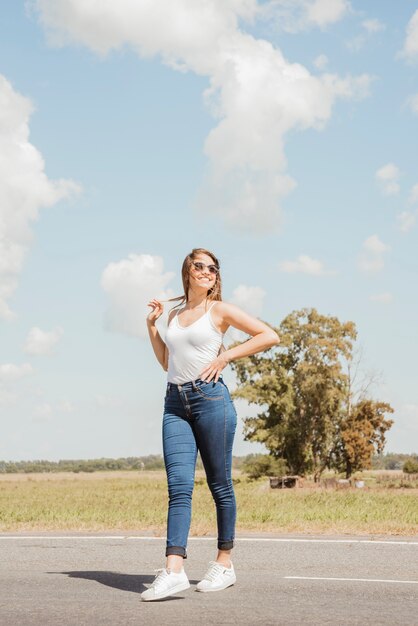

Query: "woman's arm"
left=146, top=320, right=167, bottom=370
left=146, top=299, right=175, bottom=372
left=201, top=302, right=279, bottom=382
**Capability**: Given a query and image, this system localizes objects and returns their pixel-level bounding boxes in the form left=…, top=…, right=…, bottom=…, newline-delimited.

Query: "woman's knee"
left=207, top=477, right=235, bottom=504
left=167, top=476, right=195, bottom=501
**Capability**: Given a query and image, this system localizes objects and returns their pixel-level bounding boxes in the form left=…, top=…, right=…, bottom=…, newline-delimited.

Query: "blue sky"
left=1, top=1, right=418, bottom=461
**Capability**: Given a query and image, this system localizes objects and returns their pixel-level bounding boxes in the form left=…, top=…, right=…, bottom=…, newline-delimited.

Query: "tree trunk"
left=345, top=458, right=352, bottom=479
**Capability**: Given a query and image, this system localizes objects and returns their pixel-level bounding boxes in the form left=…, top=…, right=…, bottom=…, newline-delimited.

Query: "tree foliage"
left=242, top=454, right=288, bottom=480
left=334, top=400, right=394, bottom=477
left=403, top=458, right=418, bottom=474
left=230, top=308, right=394, bottom=479
left=0, top=456, right=166, bottom=473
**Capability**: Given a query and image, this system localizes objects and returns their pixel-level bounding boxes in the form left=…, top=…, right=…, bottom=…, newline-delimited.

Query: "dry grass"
left=0, top=471, right=417, bottom=536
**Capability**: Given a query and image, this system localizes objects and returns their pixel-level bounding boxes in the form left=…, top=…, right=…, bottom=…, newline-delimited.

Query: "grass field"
left=0, top=471, right=417, bottom=535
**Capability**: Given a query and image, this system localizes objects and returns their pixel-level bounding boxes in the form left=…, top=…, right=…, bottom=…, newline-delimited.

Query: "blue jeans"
left=162, top=377, right=237, bottom=558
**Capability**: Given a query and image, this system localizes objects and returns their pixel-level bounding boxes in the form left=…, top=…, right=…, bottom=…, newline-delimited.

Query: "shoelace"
left=150, top=568, right=170, bottom=590
left=202, top=561, right=227, bottom=582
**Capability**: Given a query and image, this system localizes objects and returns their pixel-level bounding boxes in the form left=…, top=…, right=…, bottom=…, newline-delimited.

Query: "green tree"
left=231, top=308, right=394, bottom=480
left=231, top=308, right=356, bottom=480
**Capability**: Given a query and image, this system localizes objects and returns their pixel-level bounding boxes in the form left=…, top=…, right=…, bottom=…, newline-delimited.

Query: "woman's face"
left=189, top=253, right=218, bottom=292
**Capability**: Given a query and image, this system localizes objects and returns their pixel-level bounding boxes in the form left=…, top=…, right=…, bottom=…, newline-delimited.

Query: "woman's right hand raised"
left=147, top=299, right=164, bottom=325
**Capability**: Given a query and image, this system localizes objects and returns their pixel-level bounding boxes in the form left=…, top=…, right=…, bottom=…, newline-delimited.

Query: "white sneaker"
left=196, top=561, right=236, bottom=592
left=141, top=567, right=190, bottom=601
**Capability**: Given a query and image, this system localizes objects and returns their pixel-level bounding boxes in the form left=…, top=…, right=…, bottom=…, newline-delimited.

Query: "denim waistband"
left=167, top=376, right=224, bottom=391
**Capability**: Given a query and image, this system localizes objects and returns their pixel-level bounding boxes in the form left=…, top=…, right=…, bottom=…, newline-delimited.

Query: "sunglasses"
left=191, top=261, right=219, bottom=275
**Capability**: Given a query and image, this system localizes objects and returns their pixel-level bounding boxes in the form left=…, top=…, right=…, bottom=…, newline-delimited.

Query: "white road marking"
left=234, top=538, right=418, bottom=546
left=0, top=536, right=127, bottom=540
left=285, top=576, right=418, bottom=585
left=0, top=536, right=417, bottom=545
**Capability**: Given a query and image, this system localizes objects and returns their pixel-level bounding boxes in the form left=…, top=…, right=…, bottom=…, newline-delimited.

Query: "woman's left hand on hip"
left=200, top=355, right=229, bottom=383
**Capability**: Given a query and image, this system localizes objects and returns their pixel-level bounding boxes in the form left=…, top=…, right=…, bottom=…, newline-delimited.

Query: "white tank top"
left=165, top=301, right=224, bottom=384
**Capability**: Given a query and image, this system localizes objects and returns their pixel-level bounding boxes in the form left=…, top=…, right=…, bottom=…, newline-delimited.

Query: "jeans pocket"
left=193, top=380, right=224, bottom=400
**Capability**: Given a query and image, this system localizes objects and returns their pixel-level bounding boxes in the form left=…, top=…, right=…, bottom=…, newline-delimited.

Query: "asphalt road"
left=0, top=533, right=417, bottom=625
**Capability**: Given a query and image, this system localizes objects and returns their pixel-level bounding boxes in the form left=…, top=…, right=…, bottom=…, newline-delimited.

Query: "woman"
left=142, top=248, right=279, bottom=601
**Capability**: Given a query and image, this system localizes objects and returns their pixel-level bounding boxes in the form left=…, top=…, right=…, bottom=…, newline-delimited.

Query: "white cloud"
left=31, top=0, right=370, bottom=234
left=363, top=234, right=389, bottom=254
left=24, top=326, right=63, bottom=356
left=263, top=0, right=350, bottom=33
left=346, top=17, right=385, bottom=52
left=369, top=292, right=393, bottom=303
left=400, top=9, right=418, bottom=63
left=307, top=0, right=350, bottom=29
left=278, top=254, right=336, bottom=275
left=362, top=19, right=385, bottom=34
left=101, top=253, right=175, bottom=338
left=0, top=74, right=80, bottom=320
left=406, top=93, right=418, bottom=116
left=198, top=64, right=371, bottom=233
left=229, top=284, right=266, bottom=317
left=313, top=54, right=329, bottom=70
left=375, top=163, right=400, bottom=196
left=0, top=363, right=33, bottom=382
left=397, top=211, right=416, bottom=234
left=357, top=234, right=390, bottom=273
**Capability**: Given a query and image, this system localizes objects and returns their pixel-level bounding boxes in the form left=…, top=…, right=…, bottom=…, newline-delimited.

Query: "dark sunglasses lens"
left=192, top=262, right=218, bottom=275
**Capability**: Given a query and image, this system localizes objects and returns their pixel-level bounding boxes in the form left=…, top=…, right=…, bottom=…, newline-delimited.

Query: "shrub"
left=242, top=454, right=288, bottom=480
left=403, top=458, right=418, bottom=474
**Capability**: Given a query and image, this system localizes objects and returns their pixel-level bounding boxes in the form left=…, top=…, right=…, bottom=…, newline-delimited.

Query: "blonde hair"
left=166, top=248, right=222, bottom=311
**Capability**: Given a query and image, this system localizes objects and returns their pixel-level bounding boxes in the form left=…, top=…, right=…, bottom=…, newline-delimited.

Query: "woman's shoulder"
left=210, top=300, right=241, bottom=319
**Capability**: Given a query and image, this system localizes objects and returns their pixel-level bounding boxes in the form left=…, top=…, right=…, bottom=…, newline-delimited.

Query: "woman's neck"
left=185, top=292, right=209, bottom=310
